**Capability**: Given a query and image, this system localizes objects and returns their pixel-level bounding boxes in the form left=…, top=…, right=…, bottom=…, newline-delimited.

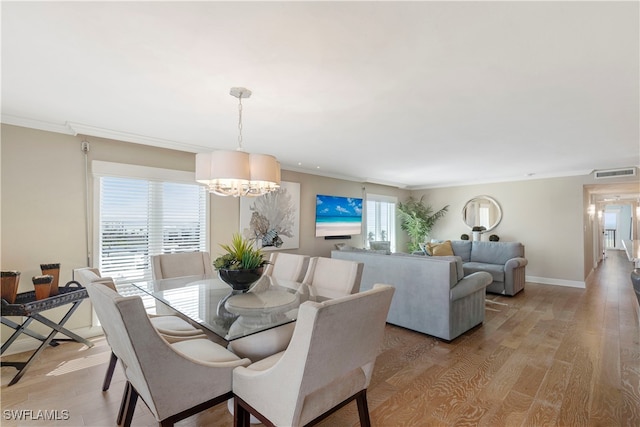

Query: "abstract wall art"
left=240, top=181, right=301, bottom=250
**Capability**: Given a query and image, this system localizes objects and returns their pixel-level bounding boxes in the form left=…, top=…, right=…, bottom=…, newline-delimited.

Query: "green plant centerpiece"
left=397, top=196, right=449, bottom=252
left=213, top=233, right=268, bottom=292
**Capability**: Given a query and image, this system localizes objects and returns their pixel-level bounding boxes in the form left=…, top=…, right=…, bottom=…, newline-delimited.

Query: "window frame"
left=92, top=161, right=209, bottom=284
left=365, top=193, right=397, bottom=252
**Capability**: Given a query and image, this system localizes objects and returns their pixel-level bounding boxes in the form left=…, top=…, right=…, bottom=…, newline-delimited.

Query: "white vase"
left=472, top=231, right=482, bottom=242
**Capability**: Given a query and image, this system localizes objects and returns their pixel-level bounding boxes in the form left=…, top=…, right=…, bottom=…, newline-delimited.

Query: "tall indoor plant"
left=397, top=196, right=449, bottom=252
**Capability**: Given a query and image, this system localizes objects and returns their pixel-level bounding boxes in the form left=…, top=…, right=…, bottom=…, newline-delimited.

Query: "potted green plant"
left=397, top=196, right=449, bottom=252
left=213, top=233, right=268, bottom=292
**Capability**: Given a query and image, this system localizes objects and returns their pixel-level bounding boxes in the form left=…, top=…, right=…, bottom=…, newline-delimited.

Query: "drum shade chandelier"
left=196, top=87, right=280, bottom=197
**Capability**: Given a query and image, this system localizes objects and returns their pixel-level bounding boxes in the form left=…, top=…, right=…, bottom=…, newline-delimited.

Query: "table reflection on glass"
left=131, top=274, right=309, bottom=341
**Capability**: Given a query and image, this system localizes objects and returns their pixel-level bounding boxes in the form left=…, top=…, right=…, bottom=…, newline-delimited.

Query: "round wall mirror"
left=462, top=196, right=502, bottom=232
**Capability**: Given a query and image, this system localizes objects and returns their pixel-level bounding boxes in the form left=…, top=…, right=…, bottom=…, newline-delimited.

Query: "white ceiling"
left=2, top=1, right=639, bottom=189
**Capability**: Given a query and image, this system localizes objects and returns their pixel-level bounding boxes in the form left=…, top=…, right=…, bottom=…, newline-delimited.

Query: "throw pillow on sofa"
left=426, top=240, right=454, bottom=256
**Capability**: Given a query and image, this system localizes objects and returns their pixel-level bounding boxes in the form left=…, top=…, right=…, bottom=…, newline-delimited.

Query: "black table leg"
left=1, top=317, right=59, bottom=352
left=30, top=310, right=94, bottom=348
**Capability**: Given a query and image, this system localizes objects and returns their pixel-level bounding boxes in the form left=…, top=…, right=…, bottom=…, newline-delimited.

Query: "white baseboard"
left=2, top=326, right=104, bottom=356
left=526, top=275, right=586, bottom=289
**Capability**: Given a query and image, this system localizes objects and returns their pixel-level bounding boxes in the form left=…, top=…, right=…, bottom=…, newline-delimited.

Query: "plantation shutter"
left=94, top=161, right=208, bottom=285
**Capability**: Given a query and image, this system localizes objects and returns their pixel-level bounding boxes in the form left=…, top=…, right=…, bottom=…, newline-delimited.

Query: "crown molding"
left=1, top=114, right=206, bottom=153
left=407, top=168, right=596, bottom=190
left=1, top=114, right=75, bottom=135
left=282, top=164, right=368, bottom=185
left=3, top=114, right=625, bottom=191
left=66, top=122, right=204, bottom=153
left=281, top=164, right=409, bottom=189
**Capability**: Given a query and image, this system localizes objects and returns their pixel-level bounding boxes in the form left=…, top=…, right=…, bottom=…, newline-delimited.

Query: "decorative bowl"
left=218, top=267, right=264, bottom=292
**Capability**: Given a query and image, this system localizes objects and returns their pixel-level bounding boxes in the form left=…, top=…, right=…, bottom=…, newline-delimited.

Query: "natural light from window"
left=366, top=194, right=397, bottom=253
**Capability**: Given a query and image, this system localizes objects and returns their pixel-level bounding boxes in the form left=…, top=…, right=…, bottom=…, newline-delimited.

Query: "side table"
left=1, top=281, right=94, bottom=386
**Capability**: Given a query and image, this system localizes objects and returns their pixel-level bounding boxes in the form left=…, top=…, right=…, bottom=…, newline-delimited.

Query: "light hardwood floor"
left=2, top=250, right=639, bottom=426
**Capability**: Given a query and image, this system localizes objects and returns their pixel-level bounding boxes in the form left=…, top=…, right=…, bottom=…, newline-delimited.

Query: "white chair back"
left=264, top=253, right=310, bottom=283
left=233, top=284, right=394, bottom=426
left=85, top=284, right=147, bottom=395
left=151, top=251, right=213, bottom=279
left=85, top=283, right=247, bottom=422
left=73, top=267, right=118, bottom=292
left=302, top=257, right=363, bottom=299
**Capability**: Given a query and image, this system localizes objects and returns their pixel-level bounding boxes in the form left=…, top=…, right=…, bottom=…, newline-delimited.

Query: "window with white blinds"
left=93, top=161, right=207, bottom=285
left=365, top=194, right=397, bottom=252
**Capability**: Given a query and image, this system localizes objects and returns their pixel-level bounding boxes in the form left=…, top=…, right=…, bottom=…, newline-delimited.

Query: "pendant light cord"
left=237, top=91, right=244, bottom=151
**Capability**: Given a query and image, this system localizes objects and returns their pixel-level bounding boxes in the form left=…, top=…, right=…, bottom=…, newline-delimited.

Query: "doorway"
left=585, top=182, right=640, bottom=275
left=603, top=204, right=632, bottom=250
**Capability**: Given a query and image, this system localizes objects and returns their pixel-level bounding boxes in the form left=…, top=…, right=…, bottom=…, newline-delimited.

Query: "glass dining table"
left=128, top=274, right=310, bottom=342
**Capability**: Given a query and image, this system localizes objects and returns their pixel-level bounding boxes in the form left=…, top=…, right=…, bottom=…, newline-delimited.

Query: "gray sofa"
left=448, top=241, right=527, bottom=296
left=331, top=250, right=493, bottom=341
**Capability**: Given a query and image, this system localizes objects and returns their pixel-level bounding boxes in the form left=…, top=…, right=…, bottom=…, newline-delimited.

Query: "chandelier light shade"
left=195, top=87, right=281, bottom=197
left=249, top=154, right=281, bottom=195
left=195, top=151, right=250, bottom=197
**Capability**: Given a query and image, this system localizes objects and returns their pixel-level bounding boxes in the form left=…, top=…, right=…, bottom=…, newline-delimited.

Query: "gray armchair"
left=450, top=241, right=527, bottom=296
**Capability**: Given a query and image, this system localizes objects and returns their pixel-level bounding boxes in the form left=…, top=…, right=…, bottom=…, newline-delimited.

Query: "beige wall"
left=0, top=124, right=408, bottom=348
left=2, top=126, right=94, bottom=340
left=413, top=172, right=639, bottom=286
left=0, top=125, right=197, bottom=345
left=412, top=178, right=584, bottom=285
left=209, top=170, right=410, bottom=260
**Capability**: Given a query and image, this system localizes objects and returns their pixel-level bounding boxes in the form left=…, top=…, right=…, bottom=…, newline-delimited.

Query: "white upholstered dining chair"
left=85, top=281, right=251, bottom=427
left=233, top=284, right=395, bottom=427
left=302, top=256, right=364, bottom=300
left=227, top=253, right=309, bottom=362
left=264, top=252, right=310, bottom=283
left=227, top=323, right=296, bottom=363
left=151, top=251, right=213, bottom=280
left=74, top=267, right=207, bottom=392
left=75, top=268, right=207, bottom=341
left=229, top=256, right=362, bottom=362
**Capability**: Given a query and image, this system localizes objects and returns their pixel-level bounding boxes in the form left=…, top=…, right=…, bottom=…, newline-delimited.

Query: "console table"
left=1, top=282, right=94, bottom=386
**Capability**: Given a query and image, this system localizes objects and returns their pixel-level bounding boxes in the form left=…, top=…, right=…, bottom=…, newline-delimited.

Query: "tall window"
left=93, top=161, right=207, bottom=284
left=366, top=194, right=397, bottom=252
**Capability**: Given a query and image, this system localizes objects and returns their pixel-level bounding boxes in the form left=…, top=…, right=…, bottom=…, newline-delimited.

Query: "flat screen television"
left=315, top=194, right=363, bottom=237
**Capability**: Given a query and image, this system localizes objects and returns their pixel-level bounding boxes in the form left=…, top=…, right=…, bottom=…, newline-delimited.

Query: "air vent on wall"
left=594, top=168, right=636, bottom=179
